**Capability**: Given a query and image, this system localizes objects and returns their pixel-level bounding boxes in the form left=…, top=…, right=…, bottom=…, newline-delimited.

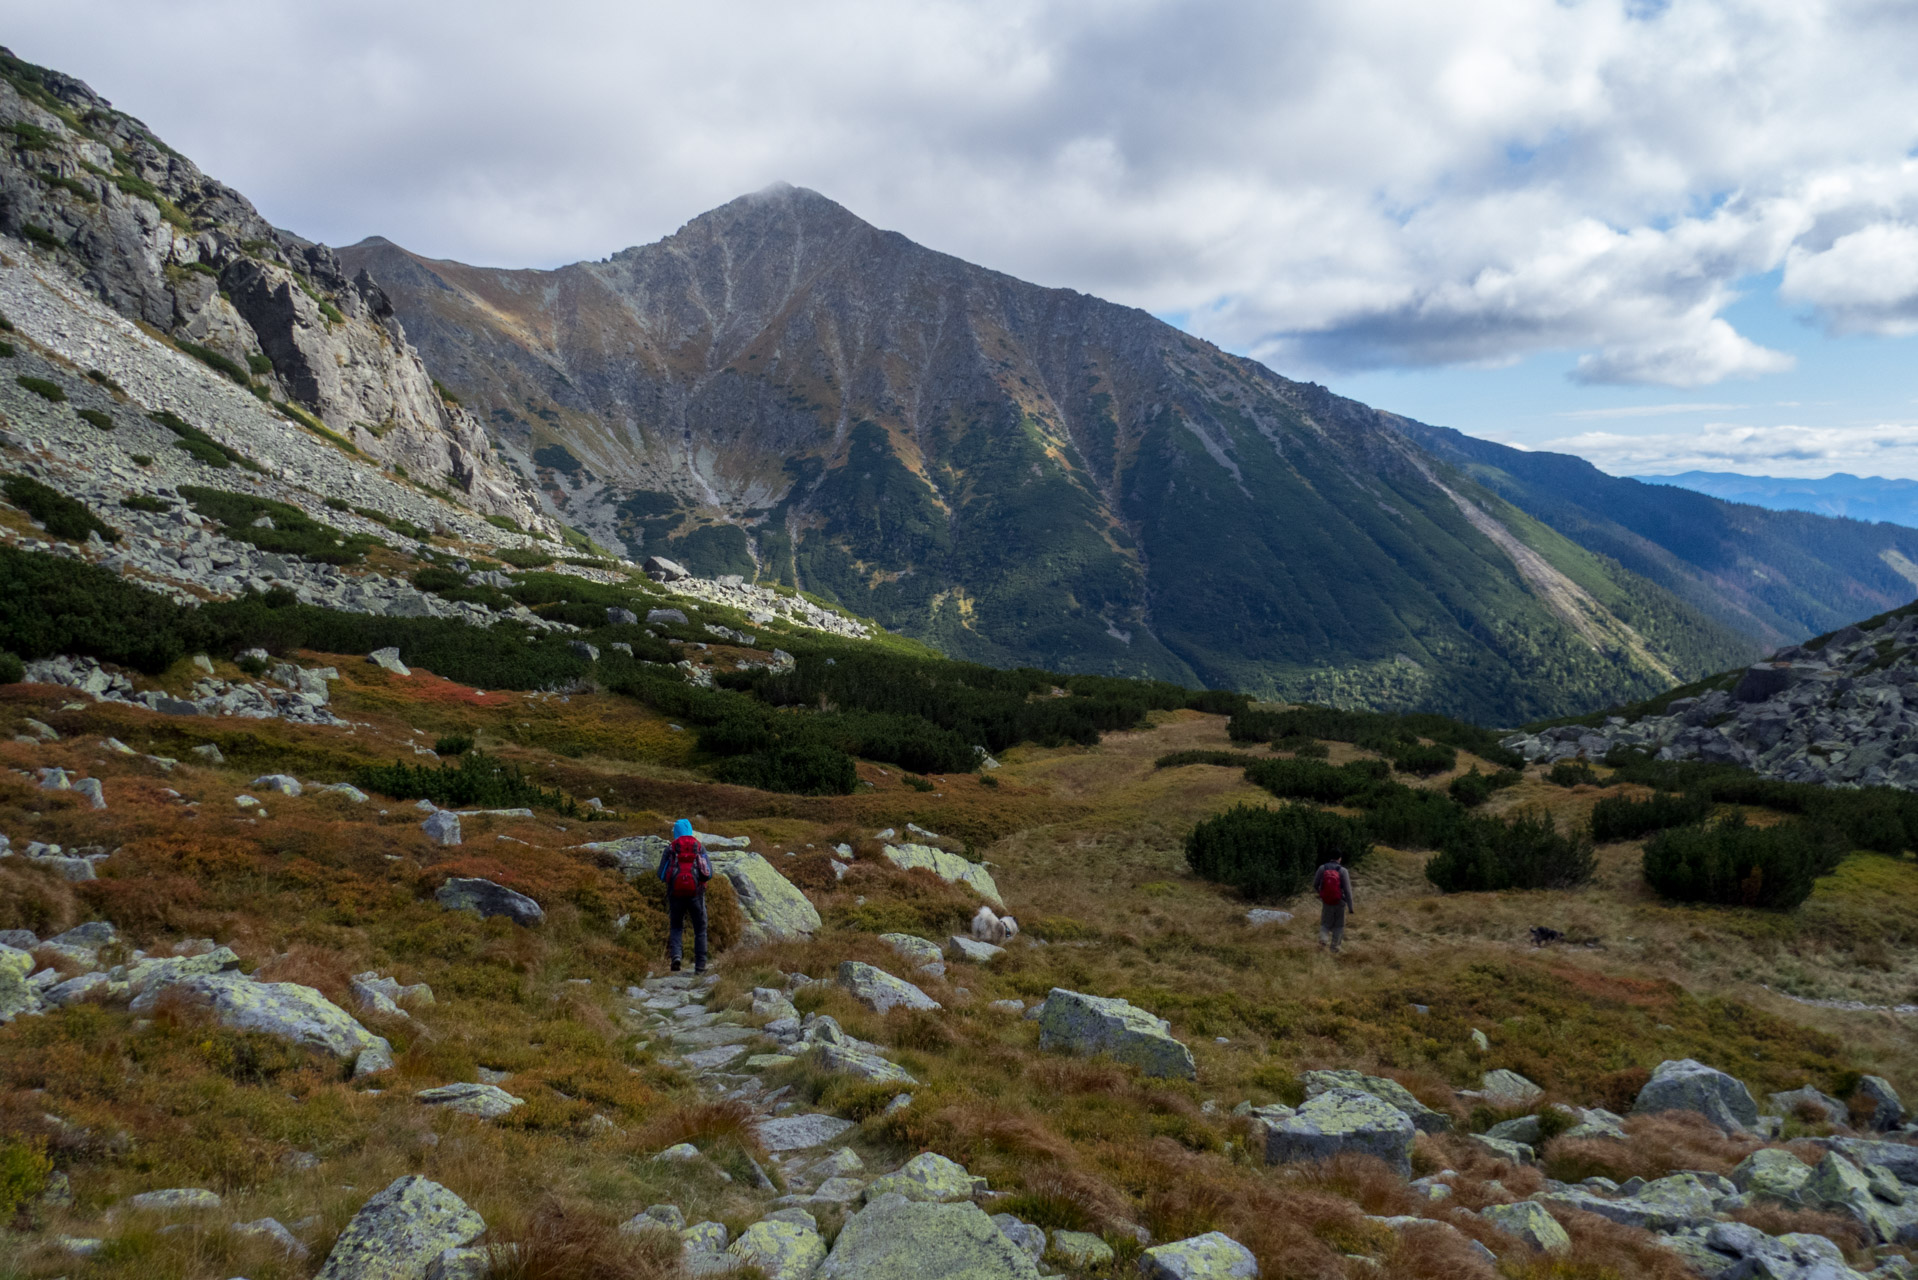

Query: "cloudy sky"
left=11, top=0, right=1918, bottom=476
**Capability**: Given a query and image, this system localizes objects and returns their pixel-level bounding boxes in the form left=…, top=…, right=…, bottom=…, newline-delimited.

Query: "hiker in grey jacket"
left=1313, top=854, right=1354, bottom=954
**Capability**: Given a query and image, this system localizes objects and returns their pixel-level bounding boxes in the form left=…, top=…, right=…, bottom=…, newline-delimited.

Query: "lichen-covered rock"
left=729, top=1218, right=828, bottom=1280
left=711, top=851, right=821, bottom=943
left=435, top=877, right=542, bottom=926
left=1833, top=1139, right=1918, bottom=1187
left=130, top=972, right=388, bottom=1060
left=1048, top=1231, right=1114, bottom=1268
left=1732, top=1148, right=1814, bottom=1204
left=1537, top=1173, right=1722, bottom=1232
left=122, top=945, right=243, bottom=997
left=1633, top=1059, right=1758, bottom=1134
left=1256, top=1089, right=1415, bottom=1178
left=1803, top=1151, right=1908, bottom=1243
left=0, top=943, right=38, bottom=1023
left=864, top=1152, right=978, bottom=1204
left=810, top=1041, right=918, bottom=1085
left=1139, top=1231, right=1259, bottom=1280
left=1302, top=1069, right=1451, bottom=1134
left=315, top=1175, right=486, bottom=1280
left=1479, top=1069, right=1543, bottom=1108
left=820, top=1193, right=1041, bottom=1280
left=234, top=1216, right=310, bottom=1258
left=1038, top=988, right=1195, bottom=1080
left=880, top=934, right=944, bottom=967
left=1858, top=1076, right=1908, bottom=1131
left=1768, top=1085, right=1847, bottom=1126
left=992, top=1216, right=1046, bottom=1262
left=880, top=843, right=1004, bottom=908
left=1469, top=1134, right=1535, bottom=1165
left=415, top=1083, right=525, bottom=1119
left=1482, top=1202, right=1569, bottom=1253
left=752, top=987, right=801, bottom=1021
left=837, top=961, right=940, bottom=1014
left=422, top=811, right=462, bottom=847
left=948, top=936, right=1005, bottom=964
left=1484, top=1114, right=1541, bottom=1144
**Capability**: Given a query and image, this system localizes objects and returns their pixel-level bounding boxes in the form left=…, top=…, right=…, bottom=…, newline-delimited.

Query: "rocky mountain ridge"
left=0, top=49, right=545, bottom=531
left=343, top=189, right=1918, bottom=723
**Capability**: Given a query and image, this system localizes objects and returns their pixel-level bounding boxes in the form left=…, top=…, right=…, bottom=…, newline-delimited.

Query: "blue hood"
left=673, top=819, right=694, bottom=839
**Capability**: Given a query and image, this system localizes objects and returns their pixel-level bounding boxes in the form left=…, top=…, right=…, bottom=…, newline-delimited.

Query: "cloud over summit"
left=11, top=0, right=1918, bottom=388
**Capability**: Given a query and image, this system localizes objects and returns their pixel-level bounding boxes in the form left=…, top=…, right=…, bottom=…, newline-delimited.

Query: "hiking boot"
left=670, top=960, right=682, bottom=972
left=694, top=964, right=707, bottom=975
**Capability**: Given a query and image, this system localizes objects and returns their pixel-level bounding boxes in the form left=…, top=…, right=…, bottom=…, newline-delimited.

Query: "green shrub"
left=0, top=1136, right=51, bottom=1218
left=1546, top=760, right=1599, bottom=787
left=0, top=545, right=194, bottom=670
left=1244, top=756, right=1390, bottom=805
left=1156, top=749, right=1255, bottom=769
left=1642, top=815, right=1844, bottom=910
left=0, top=651, right=23, bottom=684
left=86, top=368, right=123, bottom=393
left=1363, top=786, right=1468, bottom=849
left=46, top=174, right=97, bottom=203
left=14, top=374, right=64, bottom=402
left=1449, top=766, right=1521, bottom=808
left=177, top=484, right=379, bottom=565
left=903, top=773, right=935, bottom=792
left=6, top=120, right=53, bottom=149
left=130, top=454, right=152, bottom=466
left=1230, top=705, right=1524, bottom=769
left=111, top=171, right=159, bottom=200
left=76, top=408, right=113, bottom=430
left=712, top=743, right=858, bottom=796
left=1390, top=742, right=1457, bottom=776
left=120, top=494, right=171, bottom=513
left=355, top=507, right=429, bottom=540
left=1185, top=803, right=1370, bottom=900
left=149, top=409, right=261, bottom=472
left=247, top=353, right=273, bottom=375
left=357, top=750, right=580, bottom=815
left=1275, top=735, right=1330, bottom=758
left=1590, top=791, right=1713, bottom=843
left=175, top=339, right=250, bottom=385
left=435, top=734, right=474, bottom=756
left=1425, top=810, right=1595, bottom=892
left=2, top=473, right=117, bottom=543
left=0, top=342, right=13, bottom=358
left=19, top=223, right=61, bottom=250
left=495, top=546, right=556, bottom=569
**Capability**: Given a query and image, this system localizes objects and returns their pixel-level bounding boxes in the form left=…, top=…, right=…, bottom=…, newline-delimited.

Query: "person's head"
left=1333, top=852, right=1345, bottom=863
left=673, top=818, right=694, bottom=839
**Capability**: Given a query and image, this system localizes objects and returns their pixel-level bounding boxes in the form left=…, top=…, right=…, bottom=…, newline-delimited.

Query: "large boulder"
left=1731, top=1148, right=1814, bottom=1205
left=435, top=877, right=543, bottom=927
left=1479, top=1069, right=1543, bottom=1108
left=315, top=1176, right=485, bottom=1280
left=1634, top=1059, right=1758, bottom=1133
left=880, top=843, right=1004, bottom=908
left=0, top=944, right=39, bottom=1023
left=1302, top=1069, right=1451, bottom=1134
left=1802, top=1151, right=1911, bottom=1243
left=881, top=934, right=944, bottom=967
left=729, top=1218, right=827, bottom=1280
left=130, top=973, right=388, bottom=1061
left=1139, top=1232, right=1259, bottom=1280
left=1832, top=1139, right=1918, bottom=1186
left=711, top=851, right=821, bottom=944
left=837, top=961, right=940, bottom=1014
left=819, top=1193, right=1040, bottom=1280
left=1857, top=1076, right=1907, bottom=1131
left=811, top=1041, right=917, bottom=1085
left=1255, top=1089, right=1416, bottom=1178
left=1038, top=988, right=1195, bottom=1080
left=1481, top=1202, right=1570, bottom=1253
left=864, top=1153, right=977, bottom=1203
left=1537, top=1173, right=1723, bottom=1232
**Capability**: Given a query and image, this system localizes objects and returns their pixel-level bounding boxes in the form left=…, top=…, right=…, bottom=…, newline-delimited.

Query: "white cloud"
left=1557, top=403, right=1745, bottom=419
left=8, top=0, right=1918, bottom=386
left=1540, top=421, right=1918, bottom=479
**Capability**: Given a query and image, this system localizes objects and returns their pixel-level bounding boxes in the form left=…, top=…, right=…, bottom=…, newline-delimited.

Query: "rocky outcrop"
left=879, top=843, right=1003, bottom=907
left=818, top=1193, right=1041, bottom=1280
left=314, top=1176, right=486, bottom=1280
left=1037, top=988, right=1195, bottom=1080
left=1301, top=1069, right=1451, bottom=1134
left=1254, top=1089, right=1417, bottom=1178
left=128, top=971, right=389, bottom=1064
left=1634, top=1059, right=1758, bottom=1134
left=863, top=1153, right=977, bottom=1204
left=1504, top=607, right=1918, bottom=791
left=0, top=56, right=546, bottom=530
left=710, top=851, right=821, bottom=943
left=837, top=961, right=939, bottom=1014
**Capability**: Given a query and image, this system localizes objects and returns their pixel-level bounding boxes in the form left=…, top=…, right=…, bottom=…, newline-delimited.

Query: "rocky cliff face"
left=0, top=49, right=548, bottom=532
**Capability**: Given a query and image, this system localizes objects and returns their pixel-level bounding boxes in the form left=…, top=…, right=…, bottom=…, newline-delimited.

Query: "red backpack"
left=670, top=836, right=704, bottom=897
left=1317, top=866, right=1344, bottom=905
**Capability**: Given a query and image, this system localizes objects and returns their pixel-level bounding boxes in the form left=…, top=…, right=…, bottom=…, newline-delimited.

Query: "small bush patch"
left=177, top=484, right=378, bottom=565
left=14, top=374, right=64, bottom=402
left=1449, top=766, right=1521, bottom=807
left=1591, top=791, right=1714, bottom=843
left=1185, top=803, right=1370, bottom=900
left=76, top=408, right=113, bottom=430
left=1425, top=810, right=1595, bottom=893
left=357, top=750, right=582, bottom=816
left=2, top=473, right=117, bottom=543
left=1642, top=815, right=1844, bottom=910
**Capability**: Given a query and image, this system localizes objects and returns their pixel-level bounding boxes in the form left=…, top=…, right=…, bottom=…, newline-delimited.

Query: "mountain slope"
left=341, top=189, right=1774, bottom=722
left=0, top=49, right=547, bottom=531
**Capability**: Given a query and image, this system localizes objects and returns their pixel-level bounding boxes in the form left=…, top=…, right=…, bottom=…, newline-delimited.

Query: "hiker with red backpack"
left=1313, top=852, right=1354, bottom=954
left=656, top=818, right=714, bottom=973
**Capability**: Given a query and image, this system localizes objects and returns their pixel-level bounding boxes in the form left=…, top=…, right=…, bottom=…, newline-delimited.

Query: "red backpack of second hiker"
left=1317, top=866, right=1344, bottom=905
left=670, top=836, right=703, bottom=896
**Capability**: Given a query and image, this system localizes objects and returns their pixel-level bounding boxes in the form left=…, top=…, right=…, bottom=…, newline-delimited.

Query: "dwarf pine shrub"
left=357, top=750, right=580, bottom=815
left=1185, top=802, right=1370, bottom=900
left=1425, top=810, right=1595, bottom=892
left=1448, top=766, right=1521, bottom=807
left=1590, top=791, right=1713, bottom=842
left=1642, top=815, right=1844, bottom=910
left=2, top=473, right=117, bottom=543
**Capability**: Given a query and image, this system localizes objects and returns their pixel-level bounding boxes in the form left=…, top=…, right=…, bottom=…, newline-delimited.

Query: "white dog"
left=971, top=906, right=1020, bottom=945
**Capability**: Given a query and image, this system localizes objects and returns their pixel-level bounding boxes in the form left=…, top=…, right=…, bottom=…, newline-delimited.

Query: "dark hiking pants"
left=669, top=893, right=708, bottom=968
left=1319, top=902, right=1346, bottom=953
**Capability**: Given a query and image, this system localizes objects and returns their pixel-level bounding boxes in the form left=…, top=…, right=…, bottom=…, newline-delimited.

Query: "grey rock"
left=1139, top=1231, right=1259, bottom=1280
left=880, top=934, right=944, bottom=967
left=368, top=648, right=411, bottom=676
left=647, top=607, right=690, bottom=624
left=607, top=607, right=639, bottom=626
left=129, top=971, right=387, bottom=1061
left=129, top=1187, right=223, bottom=1212
left=948, top=936, right=1005, bottom=964
left=1479, top=1069, right=1543, bottom=1107
left=1732, top=1148, right=1814, bottom=1204
left=569, top=641, right=599, bottom=662
left=991, top=1215, right=1046, bottom=1262
left=1482, top=1202, right=1570, bottom=1253
left=435, top=877, right=542, bottom=926
left=1858, top=1077, right=1907, bottom=1131
left=1770, top=1085, right=1849, bottom=1127
left=1635, top=1059, right=1759, bottom=1133
left=1255, top=1088, right=1416, bottom=1178
left=315, top=1176, right=486, bottom=1280
left=837, top=961, right=940, bottom=1014
left=1302, top=1068, right=1452, bottom=1134
left=233, top=1216, right=310, bottom=1258
left=422, top=810, right=462, bottom=847
left=1038, top=988, right=1195, bottom=1080
left=1049, top=1230, right=1114, bottom=1268
left=1470, top=1134, right=1536, bottom=1165
left=1537, top=1172, right=1721, bottom=1232
left=415, top=1083, right=525, bottom=1119
left=865, top=1152, right=978, bottom=1204
left=251, top=773, right=304, bottom=796
left=72, top=777, right=106, bottom=809
left=755, top=1114, right=856, bottom=1152
left=730, top=1218, right=827, bottom=1280
left=819, top=1193, right=1041, bottom=1280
